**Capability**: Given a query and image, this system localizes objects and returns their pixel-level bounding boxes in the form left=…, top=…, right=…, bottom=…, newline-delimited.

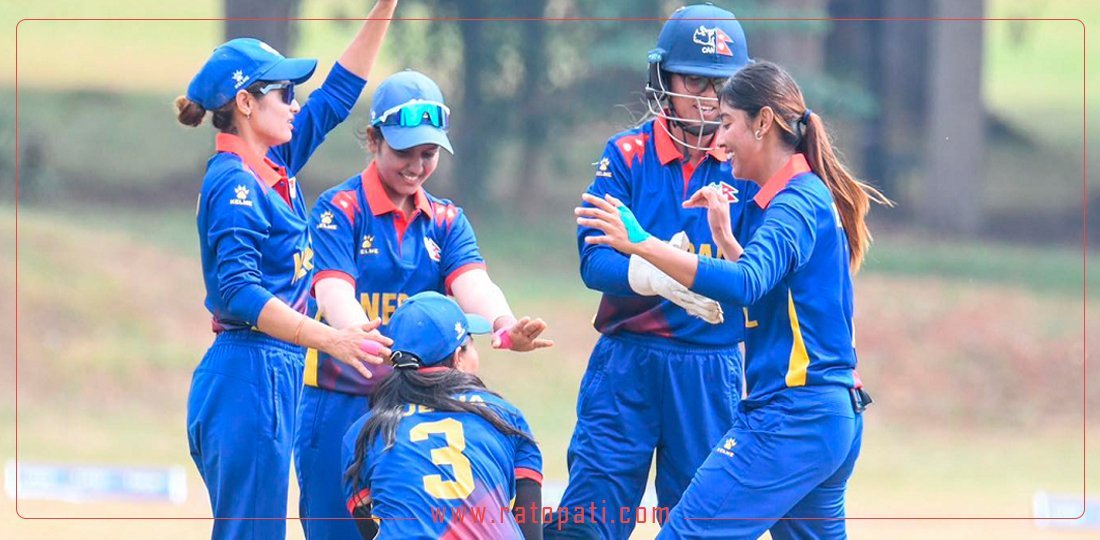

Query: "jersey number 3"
left=409, top=418, right=475, bottom=500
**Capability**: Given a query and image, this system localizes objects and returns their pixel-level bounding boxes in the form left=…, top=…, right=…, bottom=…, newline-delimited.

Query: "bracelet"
left=293, top=316, right=307, bottom=346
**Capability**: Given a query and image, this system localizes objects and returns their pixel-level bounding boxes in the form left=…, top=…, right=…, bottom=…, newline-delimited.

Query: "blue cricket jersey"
left=341, top=388, right=542, bottom=540
left=304, top=163, right=486, bottom=394
left=579, top=116, right=759, bottom=347
left=691, top=153, right=859, bottom=406
left=197, top=62, right=367, bottom=332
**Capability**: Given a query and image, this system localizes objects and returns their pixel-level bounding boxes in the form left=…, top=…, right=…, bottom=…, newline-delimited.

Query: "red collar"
left=653, top=115, right=728, bottom=165
left=361, top=162, right=433, bottom=219
left=753, top=153, right=812, bottom=208
left=215, top=133, right=286, bottom=187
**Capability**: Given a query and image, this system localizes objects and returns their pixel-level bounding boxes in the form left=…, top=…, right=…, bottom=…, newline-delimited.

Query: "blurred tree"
left=224, top=0, right=301, bottom=52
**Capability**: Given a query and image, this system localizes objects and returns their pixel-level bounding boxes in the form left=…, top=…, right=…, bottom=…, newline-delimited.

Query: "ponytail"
left=799, top=112, right=892, bottom=273
left=174, top=95, right=239, bottom=132
left=174, top=96, right=206, bottom=127
left=719, top=61, right=893, bottom=273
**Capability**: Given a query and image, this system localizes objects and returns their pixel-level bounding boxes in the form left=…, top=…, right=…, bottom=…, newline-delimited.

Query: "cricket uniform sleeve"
left=310, top=190, right=360, bottom=291
left=271, top=62, right=367, bottom=177
left=438, top=204, right=487, bottom=294
left=691, top=189, right=817, bottom=306
left=508, top=408, right=543, bottom=485
left=205, top=171, right=275, bottom=325
left=578, top=142, right=634, bottom=296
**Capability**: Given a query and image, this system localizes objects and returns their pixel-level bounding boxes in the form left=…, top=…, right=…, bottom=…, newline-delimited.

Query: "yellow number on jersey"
left=409, top=418, right=475, bottom=500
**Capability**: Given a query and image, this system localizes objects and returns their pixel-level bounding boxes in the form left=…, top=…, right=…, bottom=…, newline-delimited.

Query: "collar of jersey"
left=653, top=115, right=729, bottom=165
left=753, top=152, right=812, bottom=209
left=215, top=133, right=286, bottom=188
left=361, top=161, right=433, bottom=219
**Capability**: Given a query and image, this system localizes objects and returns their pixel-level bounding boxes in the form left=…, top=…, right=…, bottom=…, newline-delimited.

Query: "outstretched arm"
left=338, top=0, right=399, bottom=79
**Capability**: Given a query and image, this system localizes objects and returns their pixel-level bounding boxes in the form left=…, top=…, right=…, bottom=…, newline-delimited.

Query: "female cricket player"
left=552, top=4, right=757, bottom=538
left=177, top=2, right=397, bottom=537
left=295, top=69, right=552, bottom=539
left=577, top=61, right=890, bottom=539
left=342, top=291, right=543, bottom=540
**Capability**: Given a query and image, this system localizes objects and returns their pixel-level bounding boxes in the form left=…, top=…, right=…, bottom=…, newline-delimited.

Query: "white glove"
left=627, top=240, right=724, bottom=325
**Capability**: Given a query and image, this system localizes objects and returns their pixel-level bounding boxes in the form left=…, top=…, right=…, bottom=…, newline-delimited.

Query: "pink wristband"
left=359, top=340, right=383, bottom=355
left=493, top=326, right=513, bottom=350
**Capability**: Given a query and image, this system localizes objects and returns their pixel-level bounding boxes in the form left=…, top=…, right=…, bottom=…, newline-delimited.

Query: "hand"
left=492, top=317, right=554, bottom=351
left=576, top=193, right=649, bottom=255
left=684, top=184, right=734, bottom=242
left=324, top=319, right=393, bottom=380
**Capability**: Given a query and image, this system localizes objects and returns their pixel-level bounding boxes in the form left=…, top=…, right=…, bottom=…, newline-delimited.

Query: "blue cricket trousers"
left=659, top=385, right=864, bottom=539
left=547, top=333, right=743, bottom=540
left=186, top=330, right=304, bottom=540
left=295, top=385, right=371, bottom=539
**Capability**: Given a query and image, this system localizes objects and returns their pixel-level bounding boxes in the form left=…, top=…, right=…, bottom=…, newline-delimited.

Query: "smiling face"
left=367, top=129, right=441, bottom=201
left=666, top=73, right=720, bottom=136
left=715, top=101, right=764, bottom=182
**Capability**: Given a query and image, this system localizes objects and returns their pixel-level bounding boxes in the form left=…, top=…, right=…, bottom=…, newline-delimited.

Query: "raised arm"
left=338, top=0, right=399, bottom=79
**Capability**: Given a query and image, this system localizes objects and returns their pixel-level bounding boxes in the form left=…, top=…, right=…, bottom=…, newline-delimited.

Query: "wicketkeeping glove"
left=626, top=234, right=724, bottom=324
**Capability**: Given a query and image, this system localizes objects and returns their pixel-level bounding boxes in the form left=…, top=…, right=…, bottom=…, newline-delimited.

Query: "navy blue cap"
left=387, top=292, right=491, bottom=367
left=186, top=38, right=318, bottom=110
left=370, top=70, right=454, bottom=154
left=648, top=4, right=750, bottom=77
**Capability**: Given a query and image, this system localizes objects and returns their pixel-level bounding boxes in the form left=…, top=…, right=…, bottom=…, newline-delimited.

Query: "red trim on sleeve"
left=444, top=262, right=488, bottom=295
left=346, top=488, right=372, bottom=514
left=515, top=467, right=543, bottom=485
left=310, top=270, right=356, bottom=297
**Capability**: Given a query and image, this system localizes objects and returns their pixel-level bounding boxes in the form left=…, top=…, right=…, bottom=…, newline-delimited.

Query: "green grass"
left=866, top=231, right=1093, bottom=297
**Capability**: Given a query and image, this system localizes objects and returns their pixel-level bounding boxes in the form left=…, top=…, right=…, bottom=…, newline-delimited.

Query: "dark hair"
left=173, top=81, right=268, bottom=133
left=718, top=61, right=893, bottom=273
left=343, top=357, right=534, bottom=496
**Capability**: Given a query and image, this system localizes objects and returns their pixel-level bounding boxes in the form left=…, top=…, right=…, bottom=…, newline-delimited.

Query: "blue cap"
left=370, top=70, right=454, bottom=154
left=648, top=4, right=750, bottom=77
left=387, top=292, right=492, bottom=367
left=186, top=38, right=318, bottom=110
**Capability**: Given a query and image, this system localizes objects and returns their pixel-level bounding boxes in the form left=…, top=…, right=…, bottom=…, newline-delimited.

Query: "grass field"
left=2, top=205, right=1097, bottom=538
left=2, top=0, right=1099, bottom=538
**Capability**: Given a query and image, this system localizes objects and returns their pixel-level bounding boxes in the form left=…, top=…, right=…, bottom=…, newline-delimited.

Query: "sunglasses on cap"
left=249, top=81, right=296, bottom=105
left=681, top=75, right=726, bottom=95
left=373, top=100, right=450, bottom=129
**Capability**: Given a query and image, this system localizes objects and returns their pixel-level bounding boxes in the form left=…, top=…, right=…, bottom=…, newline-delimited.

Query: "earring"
left=754, top=129, right=762, bottom=141
left=245, top=112, right=252, bottom=120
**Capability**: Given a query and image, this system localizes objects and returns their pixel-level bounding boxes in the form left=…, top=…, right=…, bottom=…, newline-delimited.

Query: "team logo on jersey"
left=707, top=181, right=739, bottom=203
left=317, top=211, right=338, bottom=231
left=360, top=235, right=379, bottom=256
left=594, top=157, right=612, bottom=178
left=230, top=185, right=253, bottom=207
left=716, top=437, right=737, bottom=457
left=692, top=26, right=734, bottom=57
left=231, top=70, right=250, bottom=89
left=424, top=237, right=442, bottom=262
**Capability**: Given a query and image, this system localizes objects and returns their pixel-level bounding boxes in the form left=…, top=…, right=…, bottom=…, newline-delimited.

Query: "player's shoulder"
left=604, top=121, right=655, bottom=163
left=773, top=172, right=830, bottom=213
left=203, top=153, right=263, bottom=193
left=423, top=191, right=469, bottom=231
left=315, top=174, right=364, bottom=221
left=342, top=411, right=374, bottom=452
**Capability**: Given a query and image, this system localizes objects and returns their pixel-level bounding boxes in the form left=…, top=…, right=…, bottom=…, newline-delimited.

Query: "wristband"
left=359, top=340, right=383, bottom=355
left=493, top=326, right=513, bottom=350
left=618, top=205, right=651, bottom=243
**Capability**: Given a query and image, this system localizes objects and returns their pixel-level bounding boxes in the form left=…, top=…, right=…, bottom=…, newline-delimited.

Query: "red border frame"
left=10, top=18, right=1091, bottom=527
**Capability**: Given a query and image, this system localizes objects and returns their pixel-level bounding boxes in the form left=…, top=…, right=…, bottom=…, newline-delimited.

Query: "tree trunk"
left=451, top=0, right=493, bottom=211
left=223, top=0, right=300, bottom=53
left=513, top=2, right=550, bottom=219
left=919, top=0, right=985, bottom=233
